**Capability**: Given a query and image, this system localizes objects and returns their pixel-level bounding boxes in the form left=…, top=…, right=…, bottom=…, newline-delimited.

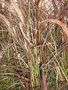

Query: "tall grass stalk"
left=0, top=0, right=68, bottom=90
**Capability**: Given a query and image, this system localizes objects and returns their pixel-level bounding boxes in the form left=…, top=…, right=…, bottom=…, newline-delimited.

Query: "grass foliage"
left=0, top=0, right=68, bottom=90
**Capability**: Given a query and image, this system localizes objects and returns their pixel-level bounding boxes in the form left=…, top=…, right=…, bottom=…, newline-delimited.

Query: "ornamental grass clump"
left=0, top=0, right=68, bottom=90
